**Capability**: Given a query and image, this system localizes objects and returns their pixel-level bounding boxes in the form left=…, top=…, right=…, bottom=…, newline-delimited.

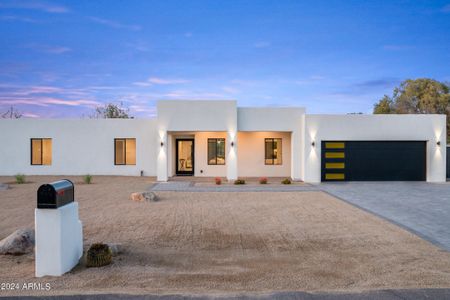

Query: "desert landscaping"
left=1, top=176, right=450, bottom=297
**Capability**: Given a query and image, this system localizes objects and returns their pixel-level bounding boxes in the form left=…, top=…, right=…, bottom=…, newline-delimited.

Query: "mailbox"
left=37, top=179, right=74, bottom=209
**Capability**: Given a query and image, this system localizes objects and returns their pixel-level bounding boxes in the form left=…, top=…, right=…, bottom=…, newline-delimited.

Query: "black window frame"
left=30, top=138, right=52, bottom=166
left=207, top=138, right=226, bottom=165
left=114, top=138, right=136, bottom=165
left=264, top=138, right=282, bottom=165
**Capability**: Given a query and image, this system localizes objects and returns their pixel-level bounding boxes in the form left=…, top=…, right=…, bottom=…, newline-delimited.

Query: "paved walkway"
left=150, top=181, right=318, bottom=192
left=319, top=182, right=450, bottom=251
left=6, top=289, right=450, bottom=300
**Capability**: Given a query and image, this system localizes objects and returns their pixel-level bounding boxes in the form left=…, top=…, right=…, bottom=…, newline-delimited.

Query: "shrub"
left=15, top=174, right=25, bottom=184
left=281, top=178, right=292, bottom=185
left=259, top=177, right=268, bottom=184
left=83, top=174, right=92, bottom=184
left=234, top=179, right=246, bottom=185
left=215, top=177, right=222, bottom=185
left=86, top=243, right=112, bottom=268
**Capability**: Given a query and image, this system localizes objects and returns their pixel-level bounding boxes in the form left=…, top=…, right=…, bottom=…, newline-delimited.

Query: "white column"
left=157, top=131, right=168, bottom=181
left=226, top=131, right=238, bottom=181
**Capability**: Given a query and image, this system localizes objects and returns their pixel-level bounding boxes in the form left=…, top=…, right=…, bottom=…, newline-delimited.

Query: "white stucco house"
left=0, top=100, right=447, bottom=183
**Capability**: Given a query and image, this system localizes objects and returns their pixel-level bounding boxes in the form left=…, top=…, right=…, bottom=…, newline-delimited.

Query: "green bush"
left=15, top=174, right=25, bottom=184
left=83, top=174, right=92, bottom=184
left=234, top=179, right=246, bottom=185
left=86, top=243, right=112, bottom=268
left=281, top=178, right=292, bottom=185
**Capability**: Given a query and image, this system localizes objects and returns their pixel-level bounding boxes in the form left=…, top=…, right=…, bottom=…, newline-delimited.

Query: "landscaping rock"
left=0, top=228, right=35, bottom=255
left=130, top=191, right=158, bottom=202
left=108, top=243, right=124, bottom=256
left=0, top=183, right=8, bottom=191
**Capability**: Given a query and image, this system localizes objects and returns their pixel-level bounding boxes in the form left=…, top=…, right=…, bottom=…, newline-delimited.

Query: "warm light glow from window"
left=31, top=138, right=52, bottom=165
left=126, top=138, right=136, bottom=165
left=115, top=138, right=136, bottom=165
left=265, top=138, right=282, bottom=165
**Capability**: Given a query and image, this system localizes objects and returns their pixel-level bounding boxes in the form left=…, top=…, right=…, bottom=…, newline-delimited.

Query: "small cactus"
left=86, top=243, right=112, bottom=268
left=281, top=178, right=292, bottom=185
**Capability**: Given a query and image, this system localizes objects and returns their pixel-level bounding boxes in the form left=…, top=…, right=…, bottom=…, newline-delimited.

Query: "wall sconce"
left=231, top=141, right=234, bottom=147
left=437, top=141, right=441, bottom=146
left=160, top=141, right=164, bottom=147
left=311, top=141, right=315, bottom=147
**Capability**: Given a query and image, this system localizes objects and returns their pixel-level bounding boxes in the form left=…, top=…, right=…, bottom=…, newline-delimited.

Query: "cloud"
left=353, top=78, right=399, bottom=89
left=0, top=15, right=39, bottom=23
left=254, top=41, right=271, bottom=48
left=0, top=96, right=100, bottom=107
left=125, top=41, right=149, bottom=52
left=382, top=44, right=412, bottom=51
left=88, top=16, right=141, bottom=31
left=295, top=75, right=326, bottom=85
left=26, top=44, right=71, bottom=54
left=0, top=1, right=69, bottom=13
left=221, top=86, right=240, bottom=94
left=22, top=112, right=40, bottom=118
left=133, top=77, right=190, bottom=86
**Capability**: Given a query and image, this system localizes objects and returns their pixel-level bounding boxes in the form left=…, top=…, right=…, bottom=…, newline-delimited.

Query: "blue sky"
left=0, top=0, right=449, bottom=118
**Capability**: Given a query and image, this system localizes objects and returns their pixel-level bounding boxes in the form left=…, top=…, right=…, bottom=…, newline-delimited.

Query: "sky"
left=0, top=0, right=449, bottom=118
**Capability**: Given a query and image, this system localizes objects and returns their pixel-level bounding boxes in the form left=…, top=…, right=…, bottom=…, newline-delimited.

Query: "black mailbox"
left=37, top=179, right=74, bottom=209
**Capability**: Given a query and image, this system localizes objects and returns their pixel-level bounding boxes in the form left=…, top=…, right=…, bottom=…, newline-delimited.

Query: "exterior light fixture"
left=437, top=141, right=441, bottom=146
left=231, top=141, right=234, bottom=147
left=311, top=141, right=315, bottom=147
left=160, top=141, right=164, bottom=147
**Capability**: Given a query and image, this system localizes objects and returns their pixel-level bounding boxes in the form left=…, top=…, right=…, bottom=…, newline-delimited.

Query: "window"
left=31, top=138, right=52, bottom=165
left=265, top=138, right=282, bottom=165
left=208, top=138, right=225, bottom=165
left=114, top=138, right=136, bottom=165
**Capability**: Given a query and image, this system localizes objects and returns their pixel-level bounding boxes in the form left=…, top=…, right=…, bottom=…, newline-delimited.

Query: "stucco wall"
left=237, top=131, right=291, bottom=177
left=0, top=119, right=157, bottom=176
left=304, top=114, right=447, bottom=183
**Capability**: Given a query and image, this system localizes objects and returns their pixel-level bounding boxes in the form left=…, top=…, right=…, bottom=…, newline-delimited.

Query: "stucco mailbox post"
left=35, top=179, right=83, bottom=277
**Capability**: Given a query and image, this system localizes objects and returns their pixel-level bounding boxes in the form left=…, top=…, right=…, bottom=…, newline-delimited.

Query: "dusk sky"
left=0, top=0, right=449, bottom=118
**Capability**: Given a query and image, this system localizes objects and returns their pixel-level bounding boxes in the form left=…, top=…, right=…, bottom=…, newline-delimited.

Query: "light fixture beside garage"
left=437, top=141, right=441, bottom=146
left=311, top=141, right=315, bottom=147
left=231, top=141, right=234, bottom=147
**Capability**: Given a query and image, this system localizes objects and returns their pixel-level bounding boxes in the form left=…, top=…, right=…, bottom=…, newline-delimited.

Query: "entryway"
left=175, top=139, right=194, bottom=175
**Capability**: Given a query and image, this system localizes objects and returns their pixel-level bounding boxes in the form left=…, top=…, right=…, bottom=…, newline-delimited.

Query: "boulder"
left=107, top=243, right=124, bottom=256
left=0, top=183, right=8, bottom=191
left=130, top=191, right=158, bottom=202
left=0, top=228, right=35, bottom=255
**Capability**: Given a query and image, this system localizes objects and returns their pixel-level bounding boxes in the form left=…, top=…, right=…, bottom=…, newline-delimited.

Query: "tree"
left=373, top=78, right=450, bottom=142
left=1, top=106, right=22, bottom=119
left=373, top=95, right=394, bottom=114
left=91, top=102, right=133, bottom=119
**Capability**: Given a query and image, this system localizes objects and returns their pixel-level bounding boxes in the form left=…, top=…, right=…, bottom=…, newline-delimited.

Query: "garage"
left=321, top=141, right=426, bottom=181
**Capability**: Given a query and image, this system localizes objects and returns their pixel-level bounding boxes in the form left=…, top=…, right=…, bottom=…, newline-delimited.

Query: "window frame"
left=30, top=138, right=52, bottom=166
left=264, top=138, right=282, bottom=165
left=114, top=138, right=136, bottom=165
left=207, top=138, right=226, bottom=165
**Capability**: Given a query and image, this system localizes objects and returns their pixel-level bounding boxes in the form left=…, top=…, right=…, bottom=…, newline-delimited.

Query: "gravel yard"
left=1, top=176, right=450, bottom=297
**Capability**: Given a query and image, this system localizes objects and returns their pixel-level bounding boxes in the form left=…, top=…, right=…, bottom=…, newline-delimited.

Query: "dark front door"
left=176, top=139, right=194, bottom=175
left=321, top=141, right=426, bottom=181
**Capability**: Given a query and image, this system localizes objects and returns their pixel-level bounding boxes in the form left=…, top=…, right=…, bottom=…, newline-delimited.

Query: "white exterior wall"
left=304, top=114, right=447, bottom=183
left=237, top=107, right=305, bottom=180
left=0, top=119, right=157, bottom=176
left=237, top=131, right=291, bottom=177
left=157, top=100, right=238, bottom=181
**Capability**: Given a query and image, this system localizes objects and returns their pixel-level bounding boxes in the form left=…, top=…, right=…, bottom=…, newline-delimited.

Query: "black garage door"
left=321, top=141, right=426, bottom=181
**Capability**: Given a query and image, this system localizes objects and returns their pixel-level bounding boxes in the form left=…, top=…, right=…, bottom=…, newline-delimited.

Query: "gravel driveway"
left=319, top=182, right=450, bottom=251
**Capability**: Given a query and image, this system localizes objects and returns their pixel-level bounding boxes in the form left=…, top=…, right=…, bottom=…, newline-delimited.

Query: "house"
left=0, top=100, right=447, bottom=182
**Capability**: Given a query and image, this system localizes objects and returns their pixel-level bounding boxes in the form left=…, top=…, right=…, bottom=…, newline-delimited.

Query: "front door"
left=176, top=139, right=194, bottom=175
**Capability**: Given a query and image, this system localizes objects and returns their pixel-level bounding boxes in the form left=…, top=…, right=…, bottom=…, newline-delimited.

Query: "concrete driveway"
left=319, top=182, right=450, bottom=251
